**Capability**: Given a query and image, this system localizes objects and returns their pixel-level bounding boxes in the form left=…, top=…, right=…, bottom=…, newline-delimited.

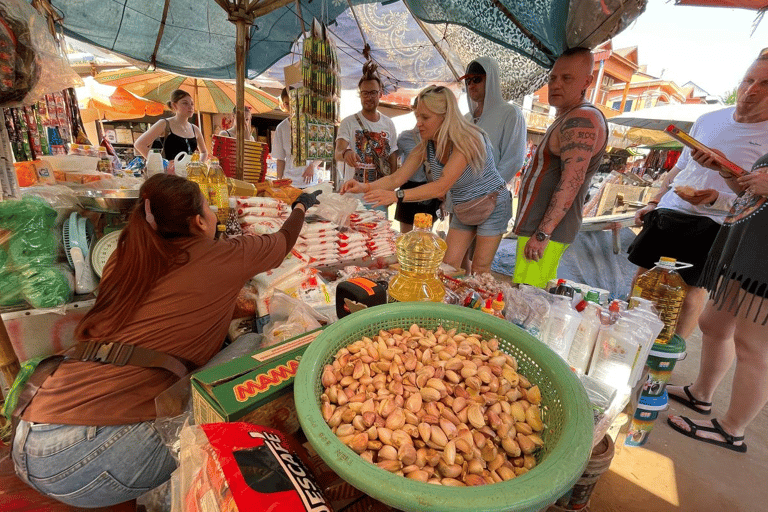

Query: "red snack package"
left=184, top=423, right=333, bottom=512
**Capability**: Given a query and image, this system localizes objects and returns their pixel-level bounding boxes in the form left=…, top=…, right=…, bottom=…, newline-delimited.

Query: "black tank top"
left=161, top=119, right=198, bottom=160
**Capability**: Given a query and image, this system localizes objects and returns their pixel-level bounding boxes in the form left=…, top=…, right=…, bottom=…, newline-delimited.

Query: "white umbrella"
left=610, top=103, right=726, bottom=132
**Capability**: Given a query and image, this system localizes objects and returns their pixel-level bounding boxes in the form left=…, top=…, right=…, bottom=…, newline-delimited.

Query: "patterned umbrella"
left=93, top=68, right=279, bottom=114
left=76, top=77, right=165, bottom=123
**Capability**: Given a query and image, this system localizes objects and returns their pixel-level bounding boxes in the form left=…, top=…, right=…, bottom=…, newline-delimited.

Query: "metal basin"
left=76, top=189, right=140, bottom=213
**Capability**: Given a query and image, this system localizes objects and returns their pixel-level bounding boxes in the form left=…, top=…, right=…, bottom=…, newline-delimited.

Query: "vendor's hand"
left=675, top=187, right=718, bottom=205
left=292, top=190, right=322, bottom=210
left=691, top=147, right=729, bottom=173
left=341, top=180, right=365, bottom=194
left=302, top=165, right=315, bottom=184
left=737, top=172, right=768, bottom=196
left=524, top=236, right=548, bottom=262
left=634, top=204, right=656, bottom=226
left=364, top=189, right=397, bottom=207
left=343, top=148, right=361, bottom=168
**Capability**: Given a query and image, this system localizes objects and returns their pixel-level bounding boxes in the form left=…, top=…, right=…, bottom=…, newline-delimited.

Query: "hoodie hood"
left=465, top=56, right=505, bottom=119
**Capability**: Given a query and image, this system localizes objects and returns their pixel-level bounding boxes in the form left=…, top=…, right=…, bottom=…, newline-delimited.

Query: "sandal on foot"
left=668, top=385, right=712, bottom=415
left=667, top=417, right=747, bottom=453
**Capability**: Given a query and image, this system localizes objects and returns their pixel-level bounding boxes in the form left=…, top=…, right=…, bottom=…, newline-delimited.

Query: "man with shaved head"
left=513, top=47, right=608, bottom=287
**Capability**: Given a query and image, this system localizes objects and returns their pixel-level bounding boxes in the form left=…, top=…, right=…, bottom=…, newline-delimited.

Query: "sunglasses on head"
left=421, top=85, right=446, bottom=97
left=464, top=76, right=484, bottom=85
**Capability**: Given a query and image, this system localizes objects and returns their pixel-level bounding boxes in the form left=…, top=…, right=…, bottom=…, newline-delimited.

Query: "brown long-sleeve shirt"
left=24, top=209, right=304, bottom=425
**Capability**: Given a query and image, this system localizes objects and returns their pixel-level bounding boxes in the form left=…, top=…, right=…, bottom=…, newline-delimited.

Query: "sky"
left=611, top=0, right=768, bottom=98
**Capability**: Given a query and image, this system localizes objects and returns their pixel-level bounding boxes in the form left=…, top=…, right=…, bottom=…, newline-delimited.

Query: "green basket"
left=295, top=303, right=593, bottom=512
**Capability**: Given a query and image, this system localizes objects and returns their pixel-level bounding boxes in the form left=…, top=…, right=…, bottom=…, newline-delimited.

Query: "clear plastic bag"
left=263, top=290, right=329, bottom=347
left=0, top=0, right=83, bottom=108
left=313, top=190, right=359, bottom=228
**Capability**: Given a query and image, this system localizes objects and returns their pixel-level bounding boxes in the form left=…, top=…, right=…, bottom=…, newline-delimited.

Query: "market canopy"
left=48, top=0, right=646, bottom=82
left=76, top=77, right=165, bottom=123
left=609, top=103, right=726, bottom=132
left=93, top=69, right=279, bottom=114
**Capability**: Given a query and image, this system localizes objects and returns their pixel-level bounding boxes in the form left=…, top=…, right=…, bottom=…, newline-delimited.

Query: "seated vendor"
left=11, top=174, right=321, bottom=508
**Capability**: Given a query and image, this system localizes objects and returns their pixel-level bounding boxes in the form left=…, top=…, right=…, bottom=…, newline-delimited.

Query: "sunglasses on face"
left=360, top=90, right=381, bottom=98
left=464, top=76, right=484, bottom=85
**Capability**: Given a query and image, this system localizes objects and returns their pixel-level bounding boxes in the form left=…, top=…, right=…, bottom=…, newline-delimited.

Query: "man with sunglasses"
left=461, top=58, right=527, bottom=186
left=513, top=47, right=608, bottom=288
left=459, top=58, right=527, bottom=271
left=335, top=62, right=398, bottom=201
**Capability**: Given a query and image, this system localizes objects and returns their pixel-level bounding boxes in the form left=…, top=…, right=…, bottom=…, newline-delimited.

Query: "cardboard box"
left=192, top=328, right=324, bottom=433
left=284, top=62, right=302, bottom=88
left=114, top=127, right=133, bottom=144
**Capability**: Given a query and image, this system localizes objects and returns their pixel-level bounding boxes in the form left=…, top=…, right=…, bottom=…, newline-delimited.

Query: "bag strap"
left=68, top=340, right=195, bottom=378
left=354, top=114, right=370, bottom=138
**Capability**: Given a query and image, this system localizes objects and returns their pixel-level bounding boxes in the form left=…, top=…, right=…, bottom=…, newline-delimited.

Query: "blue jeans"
left=12, top=420, right=176, bottom=508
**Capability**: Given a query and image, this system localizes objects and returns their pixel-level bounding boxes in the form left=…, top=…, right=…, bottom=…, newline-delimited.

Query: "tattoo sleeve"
left=538, top=113, right=601, bottom=234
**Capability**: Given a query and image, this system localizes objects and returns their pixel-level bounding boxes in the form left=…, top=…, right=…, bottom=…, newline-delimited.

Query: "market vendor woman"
left=341, top=85, right=511, bottom=275
left=134, top=89, right=208, bottom=168
left=11, top=174, right=320, bottom=507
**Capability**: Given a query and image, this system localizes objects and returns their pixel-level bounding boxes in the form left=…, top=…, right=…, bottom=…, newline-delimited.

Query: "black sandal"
left=667, top=416, right=747, bottom=453
left=668, top=385, right=712, bottom=415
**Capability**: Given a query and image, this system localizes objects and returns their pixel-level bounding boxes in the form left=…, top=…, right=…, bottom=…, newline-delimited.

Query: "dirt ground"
left=588, top=327, right=768, bottom=512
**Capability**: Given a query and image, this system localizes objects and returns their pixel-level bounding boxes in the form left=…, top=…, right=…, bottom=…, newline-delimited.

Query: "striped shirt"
left=426, top=135, right=504, bottom=203
left=514, top=103, right=607, bottom=244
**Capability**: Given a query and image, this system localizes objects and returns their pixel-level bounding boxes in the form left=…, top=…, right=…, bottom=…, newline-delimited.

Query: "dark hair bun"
left=362, top=60, right=379, bottom=81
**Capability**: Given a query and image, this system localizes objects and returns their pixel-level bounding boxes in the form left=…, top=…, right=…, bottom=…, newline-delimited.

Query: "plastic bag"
left=169, top=422, right=331, bottom=512
left=0, top=195, right=72, bottom=308
left=263, top=290, right=329, bottom=347
left=0, top=0, right=82, bottom=108
left=314, top=190, right=359, bottom=228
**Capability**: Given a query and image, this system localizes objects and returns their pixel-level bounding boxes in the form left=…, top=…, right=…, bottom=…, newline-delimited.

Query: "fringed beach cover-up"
left=699, top=153, right=768, bottom=325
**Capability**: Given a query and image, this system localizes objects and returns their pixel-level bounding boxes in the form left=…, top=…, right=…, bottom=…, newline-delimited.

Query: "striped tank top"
left=426, top=135, right=504, bottom=204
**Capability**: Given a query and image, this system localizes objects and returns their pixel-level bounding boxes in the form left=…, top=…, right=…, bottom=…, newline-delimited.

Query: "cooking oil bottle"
left=207, top=157, right=229, bottom=222
left=186, top=151, right=208, bottom=192
left=388, top=213, right=447, bottom=303
left=631, top=256, right=687, bottom=343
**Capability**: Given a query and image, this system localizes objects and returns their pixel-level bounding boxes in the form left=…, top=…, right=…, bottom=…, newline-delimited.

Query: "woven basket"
left=295, top=303, right=593, bottom=512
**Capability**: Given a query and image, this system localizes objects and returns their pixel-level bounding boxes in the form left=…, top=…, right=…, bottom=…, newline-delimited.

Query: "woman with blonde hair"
left=342, top=85, right=511, bottom=274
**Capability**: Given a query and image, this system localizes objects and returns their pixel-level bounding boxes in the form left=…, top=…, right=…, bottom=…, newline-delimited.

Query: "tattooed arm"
left=522, top=107, right=606, bottom=261
left=538, top=108, right=606, bottom=234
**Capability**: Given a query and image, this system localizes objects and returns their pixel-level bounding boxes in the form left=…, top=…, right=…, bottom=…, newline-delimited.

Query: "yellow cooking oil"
left=631, top=256, right=687, bottom=343
left=388, top=213, right=447, bottom=303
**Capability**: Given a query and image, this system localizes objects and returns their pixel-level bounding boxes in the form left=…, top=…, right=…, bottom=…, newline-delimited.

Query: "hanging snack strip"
left=3, top=90, right=74, bottom=163
left=292, top=19, right=340, bottom=167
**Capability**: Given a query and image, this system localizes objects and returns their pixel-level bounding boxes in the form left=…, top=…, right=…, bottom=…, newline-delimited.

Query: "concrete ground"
left=589, top=326, right=768, bottom=512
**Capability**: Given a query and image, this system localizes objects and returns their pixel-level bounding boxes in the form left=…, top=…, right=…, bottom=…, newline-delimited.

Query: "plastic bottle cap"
left=659, top=256, right=676, bottom=263
left=413, top=213, right=433, bottom=229
left=575, top=299, right=588, bottom=312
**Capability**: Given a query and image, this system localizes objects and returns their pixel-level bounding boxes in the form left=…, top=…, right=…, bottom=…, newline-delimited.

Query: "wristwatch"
left=396, top=189, right=405, bottom=203
left=534, top=230, right=551, bottom=242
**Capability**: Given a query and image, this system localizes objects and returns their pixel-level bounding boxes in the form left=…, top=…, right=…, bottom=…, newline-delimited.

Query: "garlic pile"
left=320, top=324, right=545, bottom=486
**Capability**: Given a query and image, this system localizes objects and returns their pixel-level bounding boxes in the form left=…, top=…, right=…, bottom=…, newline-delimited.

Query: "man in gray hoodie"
left=462, top=57, right=527, bottom=185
